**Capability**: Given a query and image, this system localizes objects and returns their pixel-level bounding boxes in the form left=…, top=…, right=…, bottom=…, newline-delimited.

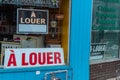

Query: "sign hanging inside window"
left=17, top=8, right=49, bottom=34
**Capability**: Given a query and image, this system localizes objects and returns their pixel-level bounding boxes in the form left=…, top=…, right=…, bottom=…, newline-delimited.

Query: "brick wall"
left=90, top=60, right=120, bottom=80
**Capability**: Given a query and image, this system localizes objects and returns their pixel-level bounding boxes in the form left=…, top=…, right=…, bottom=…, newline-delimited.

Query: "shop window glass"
left=91, top=0, right=120, bottom=61
left=0, top=0, right=70, bottom=67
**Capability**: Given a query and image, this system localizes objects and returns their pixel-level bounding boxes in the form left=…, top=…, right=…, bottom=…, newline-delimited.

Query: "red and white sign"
left=4, top=48, right=65, bottom=68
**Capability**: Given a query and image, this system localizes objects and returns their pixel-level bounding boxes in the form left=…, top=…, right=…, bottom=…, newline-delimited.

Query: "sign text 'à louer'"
left=4, top=48, right=65, bottom=68
left=17, top=9, right=48, bottom=34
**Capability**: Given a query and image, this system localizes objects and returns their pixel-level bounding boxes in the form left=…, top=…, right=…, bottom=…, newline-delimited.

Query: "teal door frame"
left=70, top=0, right=92, bottom=80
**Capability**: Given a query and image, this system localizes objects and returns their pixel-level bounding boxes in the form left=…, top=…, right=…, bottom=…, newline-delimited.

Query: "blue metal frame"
left=70, top=0, right=92, bottom=80
left=0, top=66, right=73, bottom=80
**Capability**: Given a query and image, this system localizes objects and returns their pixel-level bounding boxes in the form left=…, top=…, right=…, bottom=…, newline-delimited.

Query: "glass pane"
left=91, top=0, right=120, bottom=61
left=0, top=0, right=70, bottom=68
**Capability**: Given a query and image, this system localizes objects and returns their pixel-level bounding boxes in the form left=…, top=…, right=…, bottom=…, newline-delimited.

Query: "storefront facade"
left=0, top=0, right=92, bottom=80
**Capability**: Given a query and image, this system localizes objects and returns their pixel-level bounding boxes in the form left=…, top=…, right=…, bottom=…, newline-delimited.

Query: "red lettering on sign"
left=54, top=52, right=61, bottom=64
left=7, top=54, right=17, bottom=66
left=38, top=52, right=46, bottom=65
left=47, top=52, right=53, bottom=64
left=21, top=51, right=62, bottom=67
left=29, top=52, right=37, bottom=65
left=22, top=53, right=28, bottom=66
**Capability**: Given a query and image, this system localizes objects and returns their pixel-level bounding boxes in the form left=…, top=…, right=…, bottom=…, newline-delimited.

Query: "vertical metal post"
left=70, top=0, right=92, bottom=80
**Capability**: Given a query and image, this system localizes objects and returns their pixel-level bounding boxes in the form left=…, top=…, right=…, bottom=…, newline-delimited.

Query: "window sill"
left=90, top=58, right=120, bottom=65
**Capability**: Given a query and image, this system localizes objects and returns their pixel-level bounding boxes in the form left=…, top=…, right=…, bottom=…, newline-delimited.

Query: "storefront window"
left=0, top=0, right=70, bottom=67
left=91, top=0, right=120, bottom=61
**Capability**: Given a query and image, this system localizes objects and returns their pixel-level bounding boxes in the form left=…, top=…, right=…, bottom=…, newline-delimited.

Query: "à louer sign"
left=4, top=48, right=65, bottom=68
left=17, top=8, right=48, bottom=34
